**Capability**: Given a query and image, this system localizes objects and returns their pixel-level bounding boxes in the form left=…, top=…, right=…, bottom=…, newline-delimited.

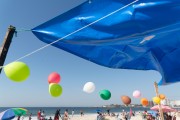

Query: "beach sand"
left=12, top=114, right=142, bottom=120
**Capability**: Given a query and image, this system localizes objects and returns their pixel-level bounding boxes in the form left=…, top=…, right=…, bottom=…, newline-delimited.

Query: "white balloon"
left=83, top=82, right=95, bottom=93
left=133, top=90, right=141, bottom=98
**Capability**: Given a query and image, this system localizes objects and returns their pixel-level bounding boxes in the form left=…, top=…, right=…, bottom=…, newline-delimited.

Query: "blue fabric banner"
left=32, top=0, right=180, bottom=85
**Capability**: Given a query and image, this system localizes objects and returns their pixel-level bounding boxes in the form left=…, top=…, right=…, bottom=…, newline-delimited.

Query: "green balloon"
left=99, top=89, right=111, bottom=100
left=49, top=83, right=63, bottom=97
left=4, top=61, right=30, bottom=82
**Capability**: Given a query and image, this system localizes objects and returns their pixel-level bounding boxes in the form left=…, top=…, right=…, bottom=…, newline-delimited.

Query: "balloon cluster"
left=152, top=94, right=166, bottom=104
left=132, top=90, right=166, bottom=106
left=83, top=82, right=111, bottom=100
left=120, top=90, right=149, bottom=106
left=4, top=61, right=30, bottom=82
left=48, top=72, right=63, bottom=97
left=82, top=83, right=166, bottom=106
left=3, top=61, right=166, bottom=106
left=132, top=90, right=149, bottom=107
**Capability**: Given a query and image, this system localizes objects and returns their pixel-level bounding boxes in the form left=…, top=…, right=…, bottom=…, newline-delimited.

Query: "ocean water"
left=0, top=107, right=149, bottom=117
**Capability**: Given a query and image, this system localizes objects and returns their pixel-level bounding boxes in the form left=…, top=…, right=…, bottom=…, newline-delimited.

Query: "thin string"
left=15, top=29, right=32, bottom=32
left=14, top=29, right=32, bottom=37
left=13, top=0, right=138, bottom=62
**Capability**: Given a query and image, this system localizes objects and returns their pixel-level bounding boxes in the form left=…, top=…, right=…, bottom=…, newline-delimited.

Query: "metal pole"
left=0, top=25, right=16, bottom=73
left=154, top=82, right=164, bottom=120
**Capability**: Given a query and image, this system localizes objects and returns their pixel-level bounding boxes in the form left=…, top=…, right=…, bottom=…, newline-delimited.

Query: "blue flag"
left=32, top=0, right=180, bottom=85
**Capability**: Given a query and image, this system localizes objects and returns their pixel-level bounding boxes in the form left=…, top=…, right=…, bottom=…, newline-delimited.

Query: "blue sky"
left=0, top=0, right=179, bottom=107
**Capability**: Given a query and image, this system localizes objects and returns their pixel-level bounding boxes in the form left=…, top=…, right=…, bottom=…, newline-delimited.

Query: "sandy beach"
left=12, top=114, right=142, bottom=120
left=12, top=112, right=180, bottom=120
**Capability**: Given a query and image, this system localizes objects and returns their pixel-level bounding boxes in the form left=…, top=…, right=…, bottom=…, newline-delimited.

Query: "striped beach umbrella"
left=0, top=108, right=28, bottom=120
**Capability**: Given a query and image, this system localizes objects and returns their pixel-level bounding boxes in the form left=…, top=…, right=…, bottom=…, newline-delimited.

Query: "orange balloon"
left=121, top=96, right=131, bottom=105
left=159, top=94, right=166, bottom=100
left=141, top=98, right=149, bottom=106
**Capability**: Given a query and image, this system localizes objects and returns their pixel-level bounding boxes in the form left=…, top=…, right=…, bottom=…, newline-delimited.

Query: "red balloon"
left=48, top=72, right=61, bottom=84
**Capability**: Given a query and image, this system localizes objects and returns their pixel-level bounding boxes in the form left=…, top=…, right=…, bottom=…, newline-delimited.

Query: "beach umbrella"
left=0, top=109, right=15, bottom=120
left=12, top=108, right=28, bottom=116
left=151, top=105, right=177, bottom=112
left=147, top=110, right=157, bottom=117
left=96, top=109, right=102, bottom=113
left=0, top=108, right=28, bottom=120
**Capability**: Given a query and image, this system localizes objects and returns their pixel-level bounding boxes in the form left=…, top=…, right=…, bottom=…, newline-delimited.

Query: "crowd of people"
left=141, top=110, right=177, bottom=120
left=36, top=109, right=83, bottom=120
left=37, top=110, right=47, bottom=120
left=96, top=109, right=122, bottom=120
left=14, top=108, right=178, bottom=120
left=95, top=109, right=178, bottom=120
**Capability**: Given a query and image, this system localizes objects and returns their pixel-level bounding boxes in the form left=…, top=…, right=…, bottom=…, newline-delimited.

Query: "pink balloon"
left=48, top=72, right=61, bottom=84
left=133, top=90, right=141, bottom=98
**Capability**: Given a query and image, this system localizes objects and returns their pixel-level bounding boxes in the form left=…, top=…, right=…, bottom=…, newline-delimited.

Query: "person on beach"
left=41, top=111, right=46, bottom=120
left=37, top=109, right=42, bottom=120
left=97, top=112, right=103, bottom=120
left=173, top=115, right=176, bottom=120
left=168, top=114, right=172, bottom=120
left=54, top=109, right=61, bottom=120
left=142, top=111, right=147, bottom=120
left=63, top=109, right=69, bottom=120
left=107, top=109, right=110, bottom=116
left=80, top=110, right=84, bottom=116
left=122, top=110, right=126, bottom=120
left=72, top=109, right=74, bottom=117
left=29, top=113, right=32, bottom=120
left=17, top=116, right=21, bottom=120
left=49, top=117, right=53, bottom=120
left=128, top=111, right=132, bottom=120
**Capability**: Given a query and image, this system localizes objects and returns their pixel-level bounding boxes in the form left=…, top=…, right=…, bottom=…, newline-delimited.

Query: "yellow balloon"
left=4, top=61, right=30, bottom=82
left=152, top=97, right=161, bottom=104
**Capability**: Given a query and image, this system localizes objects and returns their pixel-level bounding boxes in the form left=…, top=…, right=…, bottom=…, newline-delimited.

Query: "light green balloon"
left=4, top=61, right=30, bottom=82
left=49, top=83, right=63, bottom=97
